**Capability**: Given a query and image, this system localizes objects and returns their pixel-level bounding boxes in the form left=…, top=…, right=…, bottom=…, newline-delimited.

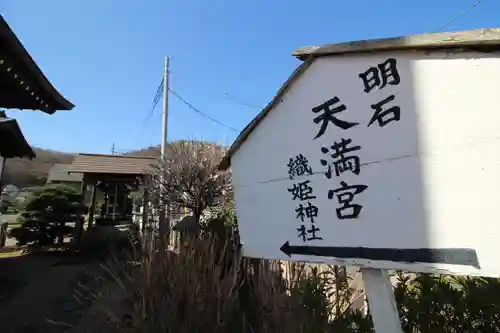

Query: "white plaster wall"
left=231, top=49, right=500, bottom=277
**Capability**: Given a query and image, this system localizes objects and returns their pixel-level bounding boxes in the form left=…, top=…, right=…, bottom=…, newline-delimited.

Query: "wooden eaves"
left=0, top=117, right=35, bottom=159
left=0, top=15, right=74, bottom=113
left=218, top=28, right=500, bottom=170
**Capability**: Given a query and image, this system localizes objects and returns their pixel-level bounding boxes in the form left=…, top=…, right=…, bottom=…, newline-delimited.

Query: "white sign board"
left=231, top=50, right=500, bottom=277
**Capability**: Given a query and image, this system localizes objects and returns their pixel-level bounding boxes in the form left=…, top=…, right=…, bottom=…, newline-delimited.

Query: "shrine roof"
left=0, top=15, right=74, bottom=113
left=0, top=117, right=35, bottom=159
left=67, top=153, right=156, bottom=176
left=47, top=163, right=83, bottom=183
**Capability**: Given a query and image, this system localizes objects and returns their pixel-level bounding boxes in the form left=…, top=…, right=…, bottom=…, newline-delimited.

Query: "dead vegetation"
left=76, top=232, right=369, bottom=333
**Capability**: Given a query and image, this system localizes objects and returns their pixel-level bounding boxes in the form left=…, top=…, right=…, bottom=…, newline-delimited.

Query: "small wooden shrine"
left=67, top=153, right=156, bottom=240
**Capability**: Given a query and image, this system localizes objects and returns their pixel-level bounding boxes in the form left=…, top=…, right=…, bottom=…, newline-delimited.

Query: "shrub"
left=83, top=239, right=500, bottom=333
left=9, top=184, right=85, bottom=247
left=79, top=225, right=136, bottom=258
left=9, top=217, right=74, bottom=246
left=288, top=265, right=332, bottom=332
left=82, top=237, right=300, bottom=333
left=202, top=209, right=240, bottom=254
left=82, top=204, right=500, bottom=332
left=287, top=264, right=372, bottom=333
left=0, top=200, right=10, bottom=214
left=394, top=272, right=500, bottom=332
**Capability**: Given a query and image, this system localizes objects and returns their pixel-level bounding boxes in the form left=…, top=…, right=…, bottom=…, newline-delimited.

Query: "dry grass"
left=79, top=237, right=314, bottom=333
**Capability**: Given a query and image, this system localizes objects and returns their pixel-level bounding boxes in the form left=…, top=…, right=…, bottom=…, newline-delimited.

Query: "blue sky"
left=2, top=0, right=499, bottom=154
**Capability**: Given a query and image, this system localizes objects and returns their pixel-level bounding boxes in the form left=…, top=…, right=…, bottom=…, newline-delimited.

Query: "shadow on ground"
left=0, top=248, right=103, bottom=333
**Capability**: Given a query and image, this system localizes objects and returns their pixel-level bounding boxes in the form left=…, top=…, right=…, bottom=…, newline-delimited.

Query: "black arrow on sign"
left=280, top=241, right=480, bottom=268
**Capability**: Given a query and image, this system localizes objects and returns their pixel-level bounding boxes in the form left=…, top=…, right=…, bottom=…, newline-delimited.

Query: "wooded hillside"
left=2, top=145, right=162, bottom=188
left=3, top=148, right=74, bottom=188
left=127, top=145, right=161, bottom=157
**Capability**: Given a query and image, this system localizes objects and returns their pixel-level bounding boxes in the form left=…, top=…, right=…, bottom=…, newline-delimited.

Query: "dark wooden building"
left=0, top=111, right=34, bottom=160
left=0, top=14, right=74, bottom=245
left=0, top=15, right=74, bottom=113
left=67, top=154, right=156, bottom=240
left=0, top=14, right=74, bottom=183
left=0, top=14, right=74, bottom=165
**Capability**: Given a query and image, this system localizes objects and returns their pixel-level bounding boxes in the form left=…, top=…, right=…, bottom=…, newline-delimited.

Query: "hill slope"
left=2, top=145, right=163, bottom=188
left=3, top=148, right=74, bottom=187
left=2, top=142, right=225, bottom=188
left=128, top=145, right=161, bottom=157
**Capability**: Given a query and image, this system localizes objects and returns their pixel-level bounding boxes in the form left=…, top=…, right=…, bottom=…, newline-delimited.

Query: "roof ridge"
left=293, top=27, right=500, bottom=60
left=220, top=27, right=500, bottom=169
left=77, top=153, right=156, bottom=159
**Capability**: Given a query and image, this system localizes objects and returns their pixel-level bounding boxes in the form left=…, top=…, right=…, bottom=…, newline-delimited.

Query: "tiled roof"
left=0, top=15, right=74, bottom=113
left=67, top=153, right=156, bottom=175
left=46, top=163, right=83, bottom=183
left=0, top=117, right=35, bottom=159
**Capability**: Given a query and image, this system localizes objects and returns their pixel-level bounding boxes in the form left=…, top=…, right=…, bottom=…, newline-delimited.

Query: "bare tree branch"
left=146, top=140, right=232, bottom=224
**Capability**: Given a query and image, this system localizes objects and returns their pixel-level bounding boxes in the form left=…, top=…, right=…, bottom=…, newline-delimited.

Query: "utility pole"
left=158, top=56, right=169, bottom=250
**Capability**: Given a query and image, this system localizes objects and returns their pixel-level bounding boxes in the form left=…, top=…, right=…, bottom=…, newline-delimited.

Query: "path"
left=0, top=252, right=97, bottom=333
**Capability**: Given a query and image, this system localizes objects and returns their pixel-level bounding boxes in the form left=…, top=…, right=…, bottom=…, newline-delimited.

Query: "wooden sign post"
left=220, top=28, right=500, bottom=332
left=362, top=268, right=402, bottom=333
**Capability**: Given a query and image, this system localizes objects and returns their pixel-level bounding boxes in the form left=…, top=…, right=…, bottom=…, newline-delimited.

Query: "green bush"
left=203, top=211, right=500, bottom=332
left=287, top=264, right=373, bottom=333
left=286, top=268, right=500, bottom=333
left=0, top=199, right=21, bottom=213
left=85, top=243, right=500, bottom=332
left=289, top=266, right=332, bottom=332
left=202, top=209, right=240, bottom=248
left=0, top=201, right=8, bottom=214
left=9, top=218, right=74, bottom=246
left=394, top=272, right=500, bottom=332
left=79, top=225, right=136, bottom=258
left=9, top=184, right=85, bottom=247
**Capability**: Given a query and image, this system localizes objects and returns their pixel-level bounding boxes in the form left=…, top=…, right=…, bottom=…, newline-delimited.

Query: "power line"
left=223, top=92, right=262, bottom=110
left=169, top=88, right=241, bottom=133
left=141, top=78, right=164, bottom=129
left=133, top=78, right=164, bottom=143
left=434, top=0, right=486, bottom=32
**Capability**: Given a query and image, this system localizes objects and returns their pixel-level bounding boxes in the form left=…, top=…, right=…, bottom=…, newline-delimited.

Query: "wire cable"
left=223, top=92, right=262, bottom=110
left=434, top=0, right=486, bottom=32
left=140, top=78, right=164, bottom=129
left=132, top=78, right=164, bottom=144
left=169, top=88, right=241, bottom=133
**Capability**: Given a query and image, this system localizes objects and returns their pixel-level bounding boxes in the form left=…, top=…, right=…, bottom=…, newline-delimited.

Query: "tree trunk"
left=194, top=208, right=202, bottom=225
left=57, top=222, right=64, bottom=244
